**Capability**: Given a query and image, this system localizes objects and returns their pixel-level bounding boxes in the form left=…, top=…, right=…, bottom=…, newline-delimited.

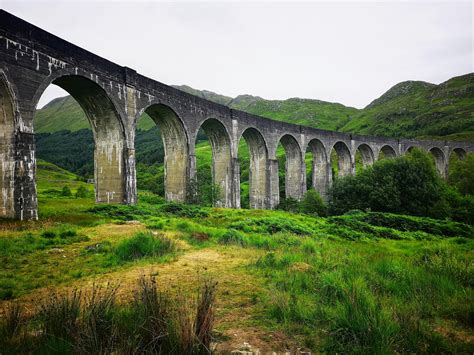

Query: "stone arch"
left=379, top=145, right=397, bottom=159
left=451, top=147, right=466, bottom=159
left=429, top=147, right=446, bottom=177
left=140, top=104, right=189, bottom=202
left=306, top=138, right=329, bottom=200
left=0, top=73, right=17, bottom=218
left=39, top=75, right=127, bottom=204
left=240, top=127, right=268, bottom=209
left=357, top=143, right=375, bottom=168
left=278, top=134, right=304, bottom=200
left=197, top=118, right=233, bottom=207
left=331, top=141, right=352, bottom=177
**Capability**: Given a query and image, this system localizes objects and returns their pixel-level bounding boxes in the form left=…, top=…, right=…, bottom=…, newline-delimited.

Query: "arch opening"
left=195, top=118, right=232, bottom=207
left=306, top=139, right=329, bottom=200
left=330, top=141, right=352, bottom=179
left=278, top=135, right=304, bottom=201
left=33, top=75, right=127, bottom=211
left=0, top=76, right=16, bottom=218
left=137, top=104, right=188, bottom=202
left=239, top=128, right=268, bottom=209
left=356, top=144, right=375, bottom=173
left=379, top=145, right=397, bottom=160
left=452, top=148, right=466, bottom=160
left=429, top=147, right=446, bottom=177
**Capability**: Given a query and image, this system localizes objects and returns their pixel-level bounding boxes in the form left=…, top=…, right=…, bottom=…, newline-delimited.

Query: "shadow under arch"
left=357, top=143, right=375, bottom=169
left=41, top=75, right=127, bottom=204
left=331, top=141, right=352, bottom=178
left=0, top=73, right=17, bottom=218
left=429, top=147, right=446, bottom=177
left=379, top=145, right=397, bottom=159
left=197, top=118, right=233, bottom=207
left=141, top=104, right=189, bottom=202
left=278, top=134, right=304, bottom=200
left=451, top=147, right=466, bottom=159
left=240, top=127, right=268, bottom=209
left=306, top=138, right=329, bottom=200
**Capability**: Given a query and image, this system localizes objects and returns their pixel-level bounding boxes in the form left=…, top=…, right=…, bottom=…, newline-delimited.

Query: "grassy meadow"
left=1, top=159, right=473, bottom=353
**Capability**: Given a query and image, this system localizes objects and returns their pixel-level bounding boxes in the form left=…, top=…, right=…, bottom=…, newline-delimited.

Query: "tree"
left=449, top=153, right=474, bottom=196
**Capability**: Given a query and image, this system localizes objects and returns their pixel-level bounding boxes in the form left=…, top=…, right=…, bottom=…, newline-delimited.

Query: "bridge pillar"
left=14, top=130, right=38, bottom=220
left=123, top=148, right=137, bottom=205
left=267, top=158, right=280, bottom=209
left=231, top=158, right=241, bottom=208
left=313, top=156, right=331, bottom=201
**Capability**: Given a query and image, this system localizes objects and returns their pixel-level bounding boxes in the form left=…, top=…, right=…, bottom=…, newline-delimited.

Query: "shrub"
left=41, top=230, right=56, bottom=239
left=75, top=186, right=89, bottom=198
left=114, top=232, right=176, bottom=261
left=300, top=189, right=327, bottom=216
left=329, top=148, right=470, bottom=222
left=277, top=197, right=300, bottom=212
left=61, top=186, right=72, bottom=197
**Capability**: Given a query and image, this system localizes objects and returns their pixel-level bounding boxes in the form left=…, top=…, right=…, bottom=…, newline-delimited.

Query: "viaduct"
left=0, top=10, right=473, bottom=220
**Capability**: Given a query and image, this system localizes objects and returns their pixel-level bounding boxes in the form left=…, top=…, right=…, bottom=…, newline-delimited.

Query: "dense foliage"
left=329, top=149, right=474, bottom=224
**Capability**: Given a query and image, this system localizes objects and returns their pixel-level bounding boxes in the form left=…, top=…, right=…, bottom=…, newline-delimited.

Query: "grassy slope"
left=1, top=161, right=473, bottom=352
left=340, top=73, right=474, bottom=139
left=35, top=73, right=473, bottom=140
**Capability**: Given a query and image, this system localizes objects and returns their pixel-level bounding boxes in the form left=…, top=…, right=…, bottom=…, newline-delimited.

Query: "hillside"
left=35, top=73, right=474, bottom=140
left=339, top=73, right=474, bottom=140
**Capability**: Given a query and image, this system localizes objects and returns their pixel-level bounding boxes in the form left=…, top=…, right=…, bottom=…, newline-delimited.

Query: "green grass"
left=0, top=160, right=473, bottom=352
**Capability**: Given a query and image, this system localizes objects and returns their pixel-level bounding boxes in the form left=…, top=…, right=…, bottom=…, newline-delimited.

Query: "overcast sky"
left=3, top=0, right=473, bottom=109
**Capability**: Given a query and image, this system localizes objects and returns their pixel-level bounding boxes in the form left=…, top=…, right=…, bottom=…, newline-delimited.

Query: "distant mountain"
left=34, top=73, right=474, bottom=141
left=173, top=85, right=358, bottom=131
left=339, top=73, right=474, bottom=140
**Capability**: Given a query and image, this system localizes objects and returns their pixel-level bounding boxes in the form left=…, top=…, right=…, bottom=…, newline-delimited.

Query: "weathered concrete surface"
left=0, top=10, right=473, bottom=220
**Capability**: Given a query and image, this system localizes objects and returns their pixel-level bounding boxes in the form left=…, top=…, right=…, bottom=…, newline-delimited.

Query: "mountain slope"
left=340, top=73, right=474, bottom=140
left=173, top=86, right=358, bottom=131
left=34, top=73, right=474, bottom=140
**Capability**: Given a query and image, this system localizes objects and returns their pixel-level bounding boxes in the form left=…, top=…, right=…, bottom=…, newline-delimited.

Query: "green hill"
left=35, top=73, right=474, bottom=140
left=339, top=73, right=474, bottom=140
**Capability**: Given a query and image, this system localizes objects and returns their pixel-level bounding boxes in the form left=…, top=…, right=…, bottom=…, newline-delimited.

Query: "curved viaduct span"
left=0, top=10, right=473, bottom=220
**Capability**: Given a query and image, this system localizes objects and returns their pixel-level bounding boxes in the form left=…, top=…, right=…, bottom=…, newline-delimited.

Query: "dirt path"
left=3, top=233, right=302, bottom=352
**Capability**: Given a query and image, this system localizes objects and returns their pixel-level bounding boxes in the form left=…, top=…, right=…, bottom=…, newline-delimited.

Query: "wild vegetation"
left=2, top=72, right=473, bottom=352
left=1, top=150, right=473, bottom=352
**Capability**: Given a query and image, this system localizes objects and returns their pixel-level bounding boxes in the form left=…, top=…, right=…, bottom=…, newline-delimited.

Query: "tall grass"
left=0, top=276, right=217, bottom=354
left=115, top=231, right=176, bottom=261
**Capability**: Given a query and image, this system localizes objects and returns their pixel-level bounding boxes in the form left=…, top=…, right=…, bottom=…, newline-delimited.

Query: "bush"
left=75, top=186, right=89, bottom=198
left=61, top=186, right=72, bottom=197
left=300, top=189, right=327, bottom=216
left=277, top=197, right=300, bottom=212
left=114, top=232, right=176, bottom=261
left=329, top=148, right=472, bottom=223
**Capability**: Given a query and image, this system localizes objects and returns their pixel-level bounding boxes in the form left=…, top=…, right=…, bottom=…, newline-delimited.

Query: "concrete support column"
left=300, top=159, right=307, bottom=198
left=350, top=153, right=356, bottom=176
left=267, top=158, right=279, bottom=209
left=13, top=130, right=38, bottom=220
left=123, top=148, right=137, bottom=204
left=186, top=153, right=197, bottom=202
left=313, top=158, right=331, bottom=201
left=231, top=157, right=241, bottom=208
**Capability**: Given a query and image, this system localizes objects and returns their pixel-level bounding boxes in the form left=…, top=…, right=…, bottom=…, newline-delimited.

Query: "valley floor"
left=0, top=166, right=473, bottom=353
